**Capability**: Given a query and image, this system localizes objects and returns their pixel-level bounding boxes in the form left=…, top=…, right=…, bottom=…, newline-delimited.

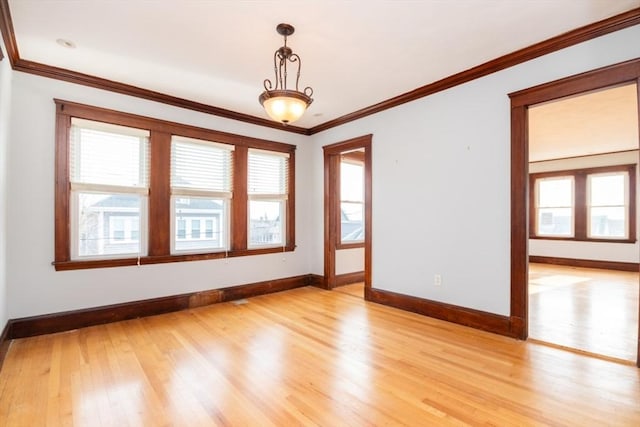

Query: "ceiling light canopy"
left=259, top=23, right=313, bottom=125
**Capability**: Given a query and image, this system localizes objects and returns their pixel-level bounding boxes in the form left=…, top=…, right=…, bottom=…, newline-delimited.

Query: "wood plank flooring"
left=529, top=263, right=639, bottom=362
left=1, top=286, right=639, bottom=426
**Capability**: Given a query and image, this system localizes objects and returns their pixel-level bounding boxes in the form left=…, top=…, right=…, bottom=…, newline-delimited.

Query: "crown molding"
left=307, top=7, right=640, bottom=134
left=1, top=0, right=638, bottom=135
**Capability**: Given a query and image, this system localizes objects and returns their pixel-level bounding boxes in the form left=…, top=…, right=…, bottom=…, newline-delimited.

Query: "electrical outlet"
left=434, top=274, right=442, bottom=286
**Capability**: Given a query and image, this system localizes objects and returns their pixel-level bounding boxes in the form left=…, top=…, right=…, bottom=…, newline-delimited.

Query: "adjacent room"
left=0, top=1, right=639, bottom=425
left=528, top=83, right=640, bottom=363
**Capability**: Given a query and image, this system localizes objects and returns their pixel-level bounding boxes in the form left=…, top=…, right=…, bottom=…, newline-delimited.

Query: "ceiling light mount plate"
left=276, top=23, right=295, bottom=37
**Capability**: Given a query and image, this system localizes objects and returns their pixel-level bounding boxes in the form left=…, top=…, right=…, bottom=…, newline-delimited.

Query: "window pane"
left=341, top=202, right=364, bottom=242
left=77, top=193, right=143, bottom=257
left=538, top=178, right=572, bottom=207
left=590, top=174, right=625, bottom=206
left=174, top=197, right=225, bottom=252
left=70, top=125, right=149, bottom=188
left=249, top=200, right=283, bottom=246
left=590, top=206, right=626, bottom=238
left=341, top=162, right=364, bottom=202
left=537, top=207, right=572, bottom=236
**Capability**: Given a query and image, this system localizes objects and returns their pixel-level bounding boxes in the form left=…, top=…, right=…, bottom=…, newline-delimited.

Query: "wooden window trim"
left=53, top=99, right=296, bottom=271
left=529, top=164, right=637, bottom=243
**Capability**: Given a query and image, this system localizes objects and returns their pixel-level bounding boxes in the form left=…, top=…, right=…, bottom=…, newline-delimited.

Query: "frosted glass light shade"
left=259, top=90, right=312, bottom=125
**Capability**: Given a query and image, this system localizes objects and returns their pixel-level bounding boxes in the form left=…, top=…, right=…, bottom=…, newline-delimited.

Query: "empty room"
left=0, top=1, right=639, bottom=425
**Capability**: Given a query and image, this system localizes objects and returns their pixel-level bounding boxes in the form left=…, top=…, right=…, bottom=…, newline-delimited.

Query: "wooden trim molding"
left=367, top=288, right=520, bottom=338
left=308, top=8, right=640, bottom=134
left=1, top=0, right=638, bottom=134
left=335, top=271, right=365, bottom=287
left=530, top=256, right=640, bottom=272
left=323, top=135, right=373, bottom=291
left=53, top=99, right=296, bottom=271
left=7, top=275, right=310, bottom=340
left=0, top=321, right=10, bottom=372
left=529, top=164, right=637, bottom=243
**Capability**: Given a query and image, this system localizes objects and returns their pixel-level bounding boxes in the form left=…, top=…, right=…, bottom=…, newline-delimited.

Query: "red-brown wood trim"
left=54, top=110, right=71, bottom=263
left=368, top=288, right=517, bottom=338
left=0, top=45, right=4, bottom=61
left=308, top=8, right=640, bottom=135
left=232, top=146, right=248, bottom=251
left=54, top=100, right=296, bottom=270
left=530, top=256, right=640, bottom=272
left=636, top=81, right=640, bottom=368
left=510, top=58, right=640, bottom=107
left=335, top=271, right=365, bottom=287
left=323, top=152, right=338, bottom=289
left=52, top=246, right=296, bottom=271
left=7, top=274, right=310, bottom=339
left=0, top=320, right=10, bottom=372
left=510, top=59, right=640, bottom=365
left=287, top=150, right=296, bottom=250
left=335, top=242, right=365, bottom=250
left=148, top=131, right=171, bottom=256
left=323, top=135, right=373, bottom=291
left=0, top=0, right=18, bottom=67
left=306, top=274, right=325, bottom=289
left=55, top=99, right=297, bottom=152
left=510, top=104, right=528, bottom=340
left=3, top=0, right=637, bottom=135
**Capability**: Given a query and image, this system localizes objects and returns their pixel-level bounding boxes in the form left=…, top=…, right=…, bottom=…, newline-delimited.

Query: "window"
left=530, top=165, right=636, bottom=242
left=69, top=118, right=149, bottom=259
left=534, top=176, right=574, bottom=237
left=588, top=173, right=628, bottom=238
left=54, top=100, right=295, bottom=270
left=339, top=154, right=365, bottom=244
left=170, top=136, right=233, bottom=254
left=248, top=149, right=289, bottom=248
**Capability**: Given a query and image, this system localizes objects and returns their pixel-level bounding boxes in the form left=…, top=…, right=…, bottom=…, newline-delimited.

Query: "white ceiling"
left=7, top=0, right=640, bottom=128
left=529, top=83, right=639, bottom=162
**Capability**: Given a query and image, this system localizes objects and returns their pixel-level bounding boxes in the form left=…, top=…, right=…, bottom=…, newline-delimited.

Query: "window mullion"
left=232, top=146, right=248, bottom=251
left=574, top=173, right=587, bottom=240
left=148, top=131, right=171, bottom=256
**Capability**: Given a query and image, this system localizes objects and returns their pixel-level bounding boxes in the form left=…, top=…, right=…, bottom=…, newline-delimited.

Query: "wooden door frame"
left=509, top=58, right=640, bottom=367
left=323, top=135, right=372, bottom=292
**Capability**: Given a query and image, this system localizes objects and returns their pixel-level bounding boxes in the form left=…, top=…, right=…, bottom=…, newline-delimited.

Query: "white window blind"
left=170, top=136, right=233, bottom=253
left=248, top=149, right=289, bottom=198
left=171, top=136, right=234, bottom=197
left=70, top=118, right=150, bottom=192
left=69, top=118, right=149, bottom=259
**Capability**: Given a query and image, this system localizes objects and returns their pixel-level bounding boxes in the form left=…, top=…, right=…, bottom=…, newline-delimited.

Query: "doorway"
left=323, top=135, right=372, bottom=297
left=509, top=59, right=640, bottom=366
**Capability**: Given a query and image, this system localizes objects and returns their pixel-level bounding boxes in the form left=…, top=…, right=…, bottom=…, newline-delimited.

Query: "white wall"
left=310, top=25, right=640, bottom=316
left=6, top=73, right=311, bottom=318
left=336, top=247, right=364, bottom=275
left=0, top=41, right=12, bottom=328
left=529, top=151, right=639, bottom=262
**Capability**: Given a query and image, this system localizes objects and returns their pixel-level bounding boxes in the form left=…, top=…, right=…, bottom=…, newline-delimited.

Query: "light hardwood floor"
left=529, top=263, right=639, bottom=362
left=1, top=286, right=639, bottom=426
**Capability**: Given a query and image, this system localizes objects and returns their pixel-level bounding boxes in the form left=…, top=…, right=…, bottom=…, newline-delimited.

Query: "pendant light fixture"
left=259, top=23, right=313, bottom=125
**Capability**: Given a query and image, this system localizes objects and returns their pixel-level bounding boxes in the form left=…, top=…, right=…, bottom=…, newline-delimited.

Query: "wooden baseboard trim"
left=0, top=321, right=10, bottom=372
left=306, top=274, right=326, bottom=289
left=530, top=256, right=639, bottom=272
left=335, top=271, right=365, bottom=287
left=8, top=275, right=309, bottom=340
left=367, top=288, right=518, bottom=338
